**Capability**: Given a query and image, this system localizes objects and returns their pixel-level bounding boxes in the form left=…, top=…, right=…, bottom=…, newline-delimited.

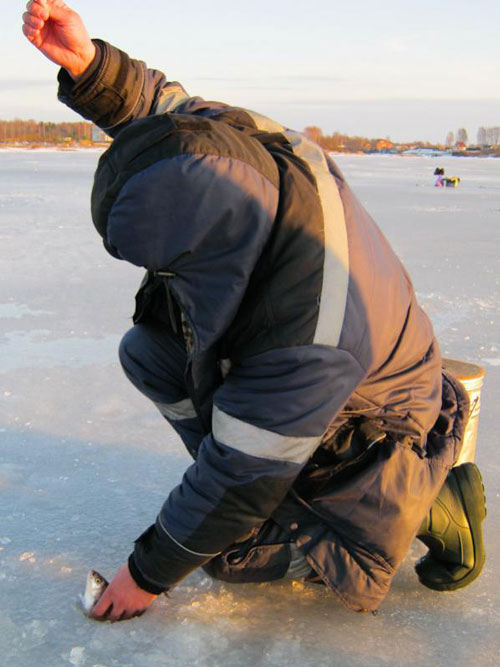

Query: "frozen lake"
left=1, top=149, right=499, bottom=666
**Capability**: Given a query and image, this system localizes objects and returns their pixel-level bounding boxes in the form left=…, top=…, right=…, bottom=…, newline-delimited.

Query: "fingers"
left=22, top=12, right=45, bottom=30
left=91, top=588, right=113, bottom=619
left=25, top=1, right=50, bottom=21
left=22, top=1, right=49, bottom=42
left=107, top=604, right=126, bottom=623
left=90, top=602, right=146, bottom=622
left=90, top=588, right=146, bottom=622
left=110, top=608, right=141, bottom=622
left=22, top=23, right=40, bottom=43
left=43, top=0, right=75, bottom=23
left=90, top=602, right=113, bottom=622
left=24, top=0, right=72, bottom=26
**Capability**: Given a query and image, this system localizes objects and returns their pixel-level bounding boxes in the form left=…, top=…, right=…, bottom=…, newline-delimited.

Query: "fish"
left=79, top=569, right=108, bottom=615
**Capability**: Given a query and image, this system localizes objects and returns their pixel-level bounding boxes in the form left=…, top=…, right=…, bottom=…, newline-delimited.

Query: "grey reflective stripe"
left=284, top=130, right=349, bottom=346
left=157, top=514, right=220, bottom=558
left=245, top=110, right=349, bottom=348
left=155, top=398, right=197, bottom=421
left=244, top=109, right=284, bottom=133
left=212, top=405, right=320, bottom=464
left=155, top=83, right=191, bottom=115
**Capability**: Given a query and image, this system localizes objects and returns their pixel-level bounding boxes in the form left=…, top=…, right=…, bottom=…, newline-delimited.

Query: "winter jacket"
left=57, top=41, right=466, bottom=611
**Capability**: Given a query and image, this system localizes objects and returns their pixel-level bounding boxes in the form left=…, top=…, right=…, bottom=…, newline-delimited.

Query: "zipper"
left=154, top=270, right=178, bottom=335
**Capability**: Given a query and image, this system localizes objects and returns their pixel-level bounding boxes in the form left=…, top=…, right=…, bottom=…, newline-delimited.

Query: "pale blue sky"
left=3, top=0, right=499, bottom=142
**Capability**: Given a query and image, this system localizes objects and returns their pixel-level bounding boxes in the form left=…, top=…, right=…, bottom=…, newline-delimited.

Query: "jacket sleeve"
left=129, top=345, right=366, bottom=593
left=57, top=40, right=235, bottom=137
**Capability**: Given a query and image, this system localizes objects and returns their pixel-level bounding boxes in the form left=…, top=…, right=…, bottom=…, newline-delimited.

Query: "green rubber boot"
left=416, top=463, right=486, bottom=591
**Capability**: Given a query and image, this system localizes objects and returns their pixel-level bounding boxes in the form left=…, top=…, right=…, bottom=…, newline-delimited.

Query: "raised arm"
left=22, top=0, right=170, bottom=135
left=23, top=1, right=251, bottom=137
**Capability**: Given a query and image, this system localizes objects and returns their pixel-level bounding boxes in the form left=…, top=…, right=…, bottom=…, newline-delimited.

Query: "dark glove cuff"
left=57, top=39, right=103, bottom=96
left=56, top=39, right=150, bottom=133
left=128, top=553, right=167, bottom=595
left=132, top=519, right=213, bottom=591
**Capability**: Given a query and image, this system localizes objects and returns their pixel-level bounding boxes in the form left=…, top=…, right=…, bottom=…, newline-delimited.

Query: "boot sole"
left=422, top=463, right=487, bottom=592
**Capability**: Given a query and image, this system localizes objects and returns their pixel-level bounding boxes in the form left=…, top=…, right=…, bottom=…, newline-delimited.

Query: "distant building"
left=376, top=139, right=394, bottom=152
left=91, top=125, right=112, bottom=143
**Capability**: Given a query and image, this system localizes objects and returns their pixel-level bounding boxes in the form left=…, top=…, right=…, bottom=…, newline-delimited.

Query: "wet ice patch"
left=0, top=303, right=52, bottom=319
left=0, top=463, right=26, bottom=488
left=0, top=330, right=121, bottom=371
left=0, top=193, right=50, bottom=208
left=482, top=358, right=500, bottom=367
left=408, top=205, right=463, bottom=213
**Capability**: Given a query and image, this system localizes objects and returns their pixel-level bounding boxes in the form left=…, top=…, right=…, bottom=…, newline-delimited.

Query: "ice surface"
left=0, top=149, right=499, bottom=666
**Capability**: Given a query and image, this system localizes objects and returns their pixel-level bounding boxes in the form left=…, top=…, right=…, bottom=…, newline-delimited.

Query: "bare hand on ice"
left=84, top=564, right=157, bottom=622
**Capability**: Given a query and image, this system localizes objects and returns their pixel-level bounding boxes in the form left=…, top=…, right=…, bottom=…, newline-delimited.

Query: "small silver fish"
left=79, top=570, right=108, bottom=615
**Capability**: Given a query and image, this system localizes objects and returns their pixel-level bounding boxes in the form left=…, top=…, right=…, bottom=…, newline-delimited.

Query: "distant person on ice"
left=23, top=0, right=486, bottom=621
left=434, top=167, right=445, bottom=187
left=434, top=167, right=460, bottom=188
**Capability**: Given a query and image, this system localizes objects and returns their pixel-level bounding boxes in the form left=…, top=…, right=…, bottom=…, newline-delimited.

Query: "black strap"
left=251, top=131, right=292, bottom=149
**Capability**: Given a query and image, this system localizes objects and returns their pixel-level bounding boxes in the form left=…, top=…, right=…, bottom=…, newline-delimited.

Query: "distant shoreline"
left=1, top=142, right=498, bottom=158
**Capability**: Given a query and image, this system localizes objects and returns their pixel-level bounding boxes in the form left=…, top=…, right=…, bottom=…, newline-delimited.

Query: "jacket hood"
left=91, top=113, right=280, bottom=353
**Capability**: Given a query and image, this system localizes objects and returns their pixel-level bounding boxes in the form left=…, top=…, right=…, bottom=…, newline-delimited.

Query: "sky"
left=2, top=0, right=499, bottom=143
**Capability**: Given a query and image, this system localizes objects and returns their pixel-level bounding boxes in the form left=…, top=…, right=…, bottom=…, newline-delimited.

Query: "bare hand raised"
left=22, top=0, right=96, bottom=80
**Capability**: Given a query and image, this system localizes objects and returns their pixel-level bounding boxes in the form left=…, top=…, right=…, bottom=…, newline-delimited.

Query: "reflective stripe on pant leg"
left=119, top=323, right=206, bottom=455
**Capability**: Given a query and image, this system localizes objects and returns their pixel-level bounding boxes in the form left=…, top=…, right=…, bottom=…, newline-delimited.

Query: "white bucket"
left=442, top=358, right=485, bottom=466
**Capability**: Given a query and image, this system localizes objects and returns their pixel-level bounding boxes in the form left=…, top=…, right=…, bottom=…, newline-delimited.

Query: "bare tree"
left=485, top=127, right=500, bottom=146
left=303, top=126, right=323, bottom=144
left=445, top=131, right=454, bottom=148
left=477, top=127, right=487, bottom=146
left=456, top=128, right=468, bottom=146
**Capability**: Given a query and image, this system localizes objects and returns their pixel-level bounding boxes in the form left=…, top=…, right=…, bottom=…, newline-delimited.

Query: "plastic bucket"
left=442, top=358, right=485, bottom=465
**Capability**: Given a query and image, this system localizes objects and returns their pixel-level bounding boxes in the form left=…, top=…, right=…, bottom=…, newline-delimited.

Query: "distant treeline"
left=0, top=119, right=99, bottom=143
left=0, top=119, right=434, bottom=151
left=302, top=126, right=441, bottom=152
left=304, top=126, right=500, bottom=153
left=1, top=119, right=499, bottom=152
left=0, top=119, right=410, bottom=150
